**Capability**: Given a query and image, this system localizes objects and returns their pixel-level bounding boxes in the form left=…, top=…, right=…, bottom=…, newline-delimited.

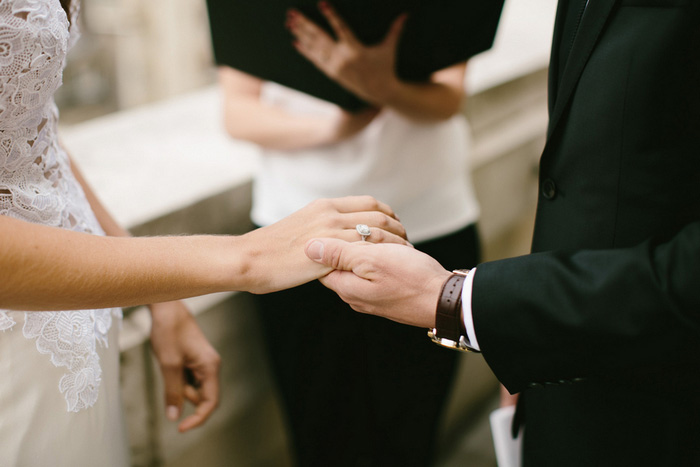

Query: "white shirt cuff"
left=461, top=267, right=481, bottom=351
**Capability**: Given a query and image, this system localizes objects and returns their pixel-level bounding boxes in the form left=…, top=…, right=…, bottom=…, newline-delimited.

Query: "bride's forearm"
left=0, top=215, right=247, bottom=311
left=0, top=195, right=410, bottom=310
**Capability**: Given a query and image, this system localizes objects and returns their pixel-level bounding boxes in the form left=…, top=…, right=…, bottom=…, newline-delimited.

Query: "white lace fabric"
left=0, top=0, right=121, bottom=412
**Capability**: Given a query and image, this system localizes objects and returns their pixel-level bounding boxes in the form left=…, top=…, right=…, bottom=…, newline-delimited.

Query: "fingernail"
left=166, top=405, right=180, bottom=421
left=306, top=240, right=324, bottom=262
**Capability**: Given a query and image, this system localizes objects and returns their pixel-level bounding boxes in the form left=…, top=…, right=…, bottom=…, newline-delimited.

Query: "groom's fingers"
left=305, top=237, right=369, bottom=270
left=306, top=237, right=385, bottom=279
left=319, top=269, right=363, bottom=299
left=319, top=269, right=379, bottom=317
left=307, top=238, right=379, bottom=310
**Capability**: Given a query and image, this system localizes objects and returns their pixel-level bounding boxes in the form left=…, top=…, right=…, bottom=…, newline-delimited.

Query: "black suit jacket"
left=472, top=0, right=700, bottom=465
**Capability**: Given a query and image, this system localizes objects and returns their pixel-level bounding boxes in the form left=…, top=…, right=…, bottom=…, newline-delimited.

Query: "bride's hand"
left=149, top=301, right=221, bottom=433
left=239, top=196, right=408, bottom=294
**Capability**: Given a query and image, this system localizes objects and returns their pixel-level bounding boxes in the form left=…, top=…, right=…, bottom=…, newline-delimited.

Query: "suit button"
left=527, top=382, right=543, bottom=388
left=541, top=178, right=557, bottom=199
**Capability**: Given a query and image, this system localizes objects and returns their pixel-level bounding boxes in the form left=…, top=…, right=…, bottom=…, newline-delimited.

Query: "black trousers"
left=255, top=224, right=480, bottom=467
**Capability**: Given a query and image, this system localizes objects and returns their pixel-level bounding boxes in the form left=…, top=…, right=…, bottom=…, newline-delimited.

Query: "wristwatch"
left=428, top=269, right=480, bottom=353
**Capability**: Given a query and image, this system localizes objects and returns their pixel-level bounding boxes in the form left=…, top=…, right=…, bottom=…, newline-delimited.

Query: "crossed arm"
left=287, top=2, right=466, bottom=121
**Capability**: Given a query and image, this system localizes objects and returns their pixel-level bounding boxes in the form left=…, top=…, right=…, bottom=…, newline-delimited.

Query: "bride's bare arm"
left=0, top=195, right=406, bottom=311
left=0, top=215, right=233, bottom=310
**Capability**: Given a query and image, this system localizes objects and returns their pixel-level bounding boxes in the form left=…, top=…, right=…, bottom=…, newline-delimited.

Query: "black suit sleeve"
left=471, top=221, right=700, bottom=393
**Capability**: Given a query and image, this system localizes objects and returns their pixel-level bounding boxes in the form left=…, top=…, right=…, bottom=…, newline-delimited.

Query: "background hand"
left=305, top=238, right=451, bottom=328
left=242, top=196, right=408, bottom=294
left=287, top=3, right=407, bottom=105
left=150, top=301, right=221, bottom=433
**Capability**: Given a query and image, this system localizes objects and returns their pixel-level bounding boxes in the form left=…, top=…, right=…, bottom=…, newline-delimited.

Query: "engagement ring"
left=356, top=224, right=371, bottom=241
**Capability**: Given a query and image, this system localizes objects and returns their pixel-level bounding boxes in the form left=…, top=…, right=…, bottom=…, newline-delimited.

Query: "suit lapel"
left=548, top=0, right=577, bottom=116
left=547, top=0, right=618, bottom=138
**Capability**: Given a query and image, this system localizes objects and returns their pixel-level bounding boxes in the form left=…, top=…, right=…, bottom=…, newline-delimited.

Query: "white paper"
left=489, top=405, right=522, bottom=467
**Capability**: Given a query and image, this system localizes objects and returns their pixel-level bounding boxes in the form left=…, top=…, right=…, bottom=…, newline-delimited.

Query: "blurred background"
left=58, top=0, right=557, bottom=465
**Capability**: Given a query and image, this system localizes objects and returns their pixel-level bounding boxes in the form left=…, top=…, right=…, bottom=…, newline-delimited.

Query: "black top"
left=206, top=0, right=505, bottom=110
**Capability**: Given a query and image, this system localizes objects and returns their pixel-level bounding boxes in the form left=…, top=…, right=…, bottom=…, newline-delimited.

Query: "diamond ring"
left=356, top=224, right=371, bottom=241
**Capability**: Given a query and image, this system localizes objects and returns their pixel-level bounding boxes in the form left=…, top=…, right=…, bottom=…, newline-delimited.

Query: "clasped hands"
left=246, top=194, right=447, bottom=328
left=304, top=236, right=453, bottom=330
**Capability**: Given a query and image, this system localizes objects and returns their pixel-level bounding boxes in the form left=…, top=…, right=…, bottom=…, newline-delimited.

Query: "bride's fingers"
left=326, top=196, right=399, bottom=220
left=340, top=227, right=411, bottom=246
left=363, top=229, right=411, bottom=246
left=343, top=211, right=407, bottom=240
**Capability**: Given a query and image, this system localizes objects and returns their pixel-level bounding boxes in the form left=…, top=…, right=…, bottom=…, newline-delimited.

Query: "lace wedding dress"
left=0, top=0, right=128, bottom=464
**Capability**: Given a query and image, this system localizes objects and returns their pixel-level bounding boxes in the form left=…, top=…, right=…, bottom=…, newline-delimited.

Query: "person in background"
left=218, top=3, right=481, bottom=465
left=0, top=0, right=407, bottom=465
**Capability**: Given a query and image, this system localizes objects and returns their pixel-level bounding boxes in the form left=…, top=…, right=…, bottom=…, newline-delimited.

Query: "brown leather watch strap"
left=435, top=273, right=466, bottom=342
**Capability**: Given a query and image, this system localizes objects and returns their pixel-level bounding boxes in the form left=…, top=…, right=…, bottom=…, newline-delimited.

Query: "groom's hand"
left=305, top=238, right=451, bottom=328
